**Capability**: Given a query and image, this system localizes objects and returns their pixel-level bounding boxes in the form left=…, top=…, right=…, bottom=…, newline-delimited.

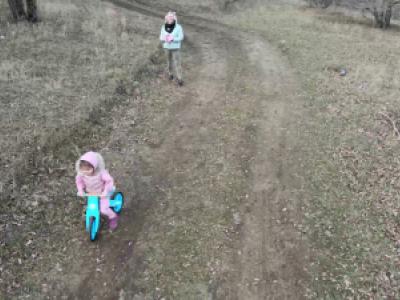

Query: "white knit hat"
left=165, top=11, right=177, bottom=23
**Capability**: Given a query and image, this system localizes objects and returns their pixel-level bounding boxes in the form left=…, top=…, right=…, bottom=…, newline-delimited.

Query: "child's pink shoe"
left=109, top=216, right=119, bottom=231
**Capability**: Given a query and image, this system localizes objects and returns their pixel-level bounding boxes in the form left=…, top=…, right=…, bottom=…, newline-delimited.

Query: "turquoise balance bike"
left=82, top=191, right=124, bottom=241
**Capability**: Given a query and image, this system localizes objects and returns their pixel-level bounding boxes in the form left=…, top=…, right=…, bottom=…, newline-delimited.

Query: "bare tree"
left=7, top=0, right=25, bottom=20
left=346, top=0, right=400, bottom=28
left=309, top=0, right=400, bottom=29
left=308, top=0, right=334, bottom=8
left=26, top=0, right=38, bottom=22
left=366, top=0, right=400, bottom=28
left=8, top=0, right=38, bottom=22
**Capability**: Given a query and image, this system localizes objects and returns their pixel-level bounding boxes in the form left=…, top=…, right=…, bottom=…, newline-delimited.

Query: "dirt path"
left=230, top=39, right=308, bottom=299
left=26, top=1, right=309, bottom=299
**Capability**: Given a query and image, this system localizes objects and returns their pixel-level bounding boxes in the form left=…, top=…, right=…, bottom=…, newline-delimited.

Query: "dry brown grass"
left=0, top=0, right=159, bottom=194
left=0, top=0, right=159, bottom=296
left=227, top=3, right=400, bottom=298
left=0, top=0, right=154, bottom=166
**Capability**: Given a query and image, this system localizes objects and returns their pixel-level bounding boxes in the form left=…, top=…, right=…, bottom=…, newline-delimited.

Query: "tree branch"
left=378, top=112, right=400, bottom=138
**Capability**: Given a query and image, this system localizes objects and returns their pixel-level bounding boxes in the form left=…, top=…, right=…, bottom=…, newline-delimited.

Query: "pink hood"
left=76, top=151, right=106, bottom=175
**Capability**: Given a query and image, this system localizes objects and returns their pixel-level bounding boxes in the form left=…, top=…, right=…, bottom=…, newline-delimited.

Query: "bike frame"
left=85, top=195, right=100, bottom=234
left=81, top=190, right=123, bottom=240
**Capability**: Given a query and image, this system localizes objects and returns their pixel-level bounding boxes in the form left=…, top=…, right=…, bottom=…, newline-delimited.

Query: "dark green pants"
left=165, top=49, right=182, bottom=81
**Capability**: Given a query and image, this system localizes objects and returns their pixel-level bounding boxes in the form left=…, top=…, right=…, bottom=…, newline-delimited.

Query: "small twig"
left=378, top=111, right=400, bottom=138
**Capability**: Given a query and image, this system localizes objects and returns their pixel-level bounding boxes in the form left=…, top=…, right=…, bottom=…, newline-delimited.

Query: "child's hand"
left=77, top=191, right=85, bottom=197
left=166, top=34, right=174, bottom=43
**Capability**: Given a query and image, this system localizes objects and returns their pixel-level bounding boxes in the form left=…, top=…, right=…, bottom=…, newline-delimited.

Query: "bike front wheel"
left=89, top=216, right=98, bottom=241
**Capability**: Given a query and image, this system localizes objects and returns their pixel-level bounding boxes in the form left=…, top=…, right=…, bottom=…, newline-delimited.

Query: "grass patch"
left=0, top=0, right=160, bottom=297
left=0, top=0, right=157, bottom=190
left=227, top=3, right=400, bottom=298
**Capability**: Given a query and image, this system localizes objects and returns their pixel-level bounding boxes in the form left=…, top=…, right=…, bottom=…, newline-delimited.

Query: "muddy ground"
left=1, top=0, right=310, bottom=299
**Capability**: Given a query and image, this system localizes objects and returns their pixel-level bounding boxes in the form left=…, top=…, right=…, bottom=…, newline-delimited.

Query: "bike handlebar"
left=77, top=193, right=104, bottom=197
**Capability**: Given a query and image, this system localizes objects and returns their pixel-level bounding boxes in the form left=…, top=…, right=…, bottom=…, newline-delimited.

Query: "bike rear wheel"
left=111, top=192, right=124, bottom=214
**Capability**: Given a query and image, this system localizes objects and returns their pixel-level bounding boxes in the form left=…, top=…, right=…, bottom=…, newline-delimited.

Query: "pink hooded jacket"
left=75, top=152, right=114, bottom=197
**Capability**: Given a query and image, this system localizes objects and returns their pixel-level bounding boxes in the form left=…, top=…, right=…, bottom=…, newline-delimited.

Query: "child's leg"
left=165, top=49, right=173, bottom=76
left=100, top=197, right=117, bottom=220
left=172, top=50, right=183, bottom=81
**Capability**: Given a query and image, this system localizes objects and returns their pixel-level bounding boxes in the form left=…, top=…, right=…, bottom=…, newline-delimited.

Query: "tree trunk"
left=26, top=0, right=38, bottom=22
left=7, top=0, right=26, bottom=20
left=308, top=0, right=334, bottom=8
left=7, top=0, right=38, bottom=22
left=372, top=1, right=393, bottom=28
left=384, top=5, right=392, bottom=27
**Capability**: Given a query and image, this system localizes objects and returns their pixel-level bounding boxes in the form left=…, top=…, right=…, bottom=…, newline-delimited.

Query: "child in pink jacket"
left=75, top=151, right=119, bottom=230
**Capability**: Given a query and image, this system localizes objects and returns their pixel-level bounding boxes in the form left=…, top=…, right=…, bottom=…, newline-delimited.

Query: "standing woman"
left=160, top=12, right=184, bottom=86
